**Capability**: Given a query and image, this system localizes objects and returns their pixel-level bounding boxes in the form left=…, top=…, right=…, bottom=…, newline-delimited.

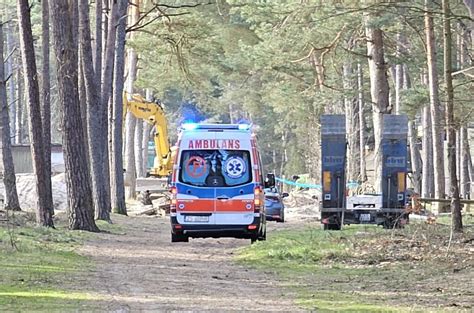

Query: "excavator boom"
left=123, top=92, right=173, bottom=178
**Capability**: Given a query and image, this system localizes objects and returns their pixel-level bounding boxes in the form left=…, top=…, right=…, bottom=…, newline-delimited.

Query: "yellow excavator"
left=123, top=92, right=173, bottom=178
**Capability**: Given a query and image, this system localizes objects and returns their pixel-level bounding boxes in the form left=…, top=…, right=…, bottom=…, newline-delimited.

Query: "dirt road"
left=77, top=214, right=303, bottom=312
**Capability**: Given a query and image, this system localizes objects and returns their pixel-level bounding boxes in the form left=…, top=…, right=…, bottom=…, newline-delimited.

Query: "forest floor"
left=74, top=212, right=303, bottom=312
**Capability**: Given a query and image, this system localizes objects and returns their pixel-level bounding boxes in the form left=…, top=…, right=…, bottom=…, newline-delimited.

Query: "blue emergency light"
left=181, top=123, right=199, bottom=131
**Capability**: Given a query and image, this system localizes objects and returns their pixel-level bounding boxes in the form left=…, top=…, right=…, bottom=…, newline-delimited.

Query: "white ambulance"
left=169, top=123, right=271, bottom=243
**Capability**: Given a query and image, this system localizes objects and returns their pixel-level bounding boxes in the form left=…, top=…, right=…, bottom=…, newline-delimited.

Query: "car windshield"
left=179, top=150, right=252, bottom=187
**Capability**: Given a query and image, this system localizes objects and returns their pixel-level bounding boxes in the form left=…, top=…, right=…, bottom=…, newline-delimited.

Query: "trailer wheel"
left=171, top=232, right=189, bottom=243
left=383, top=219, right=404, bottom=230
left=323, top=223, right=341, bottom=231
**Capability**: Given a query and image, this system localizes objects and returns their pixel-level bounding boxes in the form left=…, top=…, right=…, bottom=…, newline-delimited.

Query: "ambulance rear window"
left=179, top=150, right=252, bottom=187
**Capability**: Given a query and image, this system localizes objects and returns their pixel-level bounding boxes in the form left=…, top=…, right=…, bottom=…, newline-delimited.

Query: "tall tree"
left=41, top=0, right=54, bottom=215
left=343, top=59, right=360, bottom=182
left=17, top=0, right=54, bottom=227
left=357, top=63, right=367, bottom=182
left=124, top=0, right=140, bottom=199
left=102, top=0, right=118, bottom=211
left=0, top=22, right=20, bottom=211
left=425, top=0, right=446, bottom=199
left=110, top=0, right=128, bottom=214
left=442, top=0, right=462, bottom=232
left=365, top=14, right=390, bottom=192
left=5, top=20, right=16, bottom=143
left=15, top=66, right=22, bottom=144
left=79, top=0, right=111, bottom=221
left=50, top=0, right=99, bottom=232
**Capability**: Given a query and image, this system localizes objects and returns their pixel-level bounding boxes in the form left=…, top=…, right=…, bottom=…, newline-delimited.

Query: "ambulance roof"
left=180, top=123, right=252, bottom=132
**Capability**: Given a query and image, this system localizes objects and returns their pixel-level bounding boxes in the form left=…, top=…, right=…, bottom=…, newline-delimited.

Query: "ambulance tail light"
left=254, top=186, right=262, bottom=212
left=170, top=186, right=177, bottom=213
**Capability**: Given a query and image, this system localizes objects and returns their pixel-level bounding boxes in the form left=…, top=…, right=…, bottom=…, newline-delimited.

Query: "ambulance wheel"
left=171, top=232, right=189, bottom=243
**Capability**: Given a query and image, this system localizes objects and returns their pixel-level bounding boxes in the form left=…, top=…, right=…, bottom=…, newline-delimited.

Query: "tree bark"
left=6, top=21, right=16, bottom=143
left=110, top=0, right=128, bottom=214
left=442, top=0, right=462, bottom=232
left=365, top=20, right=390, bottom=192
left=79, top=0, right=111, bottom=221
left=422, top=105, right=434, bottom=198
left=124, top=0, right=140, bottom=199
left=408, top=120, right=422, bottom=195
left=425, top=0, right=446, bottom=199
left=102, top=0, right=118, bottom=210
left=17, top=0, right=54, bottom=227
left=94, top=0, right=103, bottom=84
left=142, top=89, right=154, bottom=176
left=343, top=62, right=360, bottom=182
left=15, top=65, right=23, bottom=144
left=394, top=33, right=406, bottom=115
left=460, top=127, right=470, bottom=198
left=135, top=120, right=145, bottom=178
left=41, top=0, right=54, bottom=215
left=0, top=22, right=21, bottom=211
left=50, top=0, right=99, bottom=232
left=357, top=63, right=367, bottom=182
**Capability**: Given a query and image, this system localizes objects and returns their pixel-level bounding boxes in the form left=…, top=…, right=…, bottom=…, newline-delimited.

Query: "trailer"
left=320, top=114, right=410, bottom=230
left=320, top=115, right=347, bottom=230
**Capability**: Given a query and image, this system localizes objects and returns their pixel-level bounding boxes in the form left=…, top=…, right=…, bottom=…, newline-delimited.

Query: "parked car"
left=264, top=187, right=289, bottom=222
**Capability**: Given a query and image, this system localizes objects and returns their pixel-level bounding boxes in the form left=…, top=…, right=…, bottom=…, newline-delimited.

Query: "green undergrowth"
left=0, top=212, right=121, bottom=311
left=237, top=223, right=474, bottom=312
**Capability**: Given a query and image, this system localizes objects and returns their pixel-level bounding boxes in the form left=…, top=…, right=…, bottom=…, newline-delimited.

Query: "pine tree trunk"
left=365, top=21, right=390, bottom=192
left=79, top=0, right=111, bottom=221
left=142, top=89, right=154, bottom=176
left=135, top=120, right=145, bottom=178
left=50, top=0, right=99, bottom=232
left=41, top=0, right=54, bottom=215
left=357, top=63, right=367, bottom=182
left=394, top=32, right=409, bottom=115
left=124, top=112, right=137, bottom=198
left=425, top=0, right=446, bottom=199
left=110, top=0, right=128, bottom=214
left=6, top=21, right=16, bottom=143
left=102, top=0, right=118, bottom=211
left=17, top=0, right=54, bottom=227
left=343, top=62, right=360, bottom=182
left=94, top=0, right=102, bottom=84
left=422, top=105, right=434, bottom=198
left=78, top=53, right=90, bottom=162
left=15, top=66, right=22, bottom=144
left=460, top=127, right=471, bottom=198
left=408, top=120, right=422, bottom=195
left=0, top=22, right=21, bottom=211
left=124, top=0, right=140, bottom=199
left=442, top=0, right=462, bottom=232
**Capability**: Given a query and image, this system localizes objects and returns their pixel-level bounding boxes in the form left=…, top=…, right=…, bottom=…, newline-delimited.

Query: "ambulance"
left=169, top=123, right=270, bottom=243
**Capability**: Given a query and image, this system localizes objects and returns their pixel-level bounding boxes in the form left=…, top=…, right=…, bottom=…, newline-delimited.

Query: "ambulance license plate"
left=184, top=215, right=209, bottom=222
left=359, top=214, right=371, bottom=222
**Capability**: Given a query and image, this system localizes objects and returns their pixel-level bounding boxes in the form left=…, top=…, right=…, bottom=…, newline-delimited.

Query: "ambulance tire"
left=171, top=232, right=189, bottom=243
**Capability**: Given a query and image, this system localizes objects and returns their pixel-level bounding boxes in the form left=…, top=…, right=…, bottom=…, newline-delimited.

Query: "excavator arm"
left=123, top=92, right=172, bottom=177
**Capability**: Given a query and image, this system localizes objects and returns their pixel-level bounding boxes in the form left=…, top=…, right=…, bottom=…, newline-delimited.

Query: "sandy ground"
left=75, top=214, right=308, bottom=312
left=0, top=173, right=68, bottom=211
